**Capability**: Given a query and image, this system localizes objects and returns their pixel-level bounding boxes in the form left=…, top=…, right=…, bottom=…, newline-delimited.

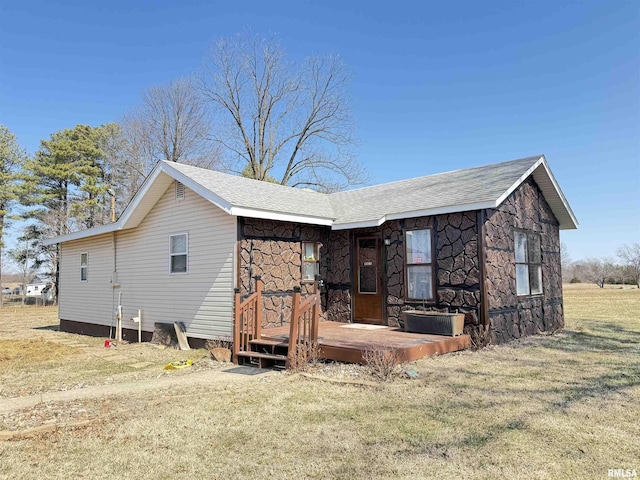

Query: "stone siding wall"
left=238, top=218, right=336, bottom=328
left=239, top=178, right=562, bottom=344
left=343, top=212, right=481, bottom=330
left=239, top=213, right=482, bottom=331
left=484, top=178, right=563, bottom=343
left=324, top=230, right=352, bottom=323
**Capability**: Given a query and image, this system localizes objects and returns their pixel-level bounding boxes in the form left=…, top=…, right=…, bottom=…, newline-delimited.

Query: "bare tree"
left=617, top=243, right=640, bottom=288
left=560, top=241, right=572, bottom=280
left=95, top=123, right=145, bottom=219
left=581, top=257, right=618, bottom=288
left=123, top=77, right=220, bottom=172
left=200, top=33, right=366, bottom=192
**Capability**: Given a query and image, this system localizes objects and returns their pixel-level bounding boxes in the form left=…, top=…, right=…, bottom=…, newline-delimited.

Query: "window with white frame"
left=170, top=233, right=188, bottom=273
left=405, top=229, right=434, bottom=300
left=514, top=230, right=542, bottom=296
left=302, top=242, right=320, bottom=281
left=80, top=253, right=88, bottom=281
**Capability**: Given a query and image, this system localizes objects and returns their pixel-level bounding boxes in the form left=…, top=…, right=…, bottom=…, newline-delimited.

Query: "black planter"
left=402, top=311, right=464, bottom=336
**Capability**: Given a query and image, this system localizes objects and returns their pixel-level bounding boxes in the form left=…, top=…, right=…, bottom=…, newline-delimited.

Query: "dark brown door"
left=353, top=234, right=384, bottom=324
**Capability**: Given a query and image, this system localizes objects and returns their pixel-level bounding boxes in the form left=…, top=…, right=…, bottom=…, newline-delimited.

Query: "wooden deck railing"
left=233, top=276, right=263, bottom=363
left=233, top=276, right=321, bottom=368
left=287, top=281, right=320, bottom=368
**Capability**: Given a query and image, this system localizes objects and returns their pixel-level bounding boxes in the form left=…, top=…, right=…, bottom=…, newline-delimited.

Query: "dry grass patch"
left=0, top=340, right=79, bottom=366
left=0, top=305, right=218, bottom=398
left=0, top=286, right=638, bottom=479
left=563, top=283, right=639, bottom=324
left=0, top=304, right=60, bottom=328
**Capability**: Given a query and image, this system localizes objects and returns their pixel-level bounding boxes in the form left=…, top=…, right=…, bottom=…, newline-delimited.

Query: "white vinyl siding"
left=58, top=183, right=237, bottom=339
left=59, top=235, right=114, bottom=327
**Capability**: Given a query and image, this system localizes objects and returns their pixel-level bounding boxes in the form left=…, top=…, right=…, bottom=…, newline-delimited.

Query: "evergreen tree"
left=0, top=125, right=28, bottom=307
left=22, top=124, right=119, bottom=296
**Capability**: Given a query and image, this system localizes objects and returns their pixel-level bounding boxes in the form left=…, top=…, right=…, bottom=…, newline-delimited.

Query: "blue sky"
left=1, top=0, right=638, bottom=262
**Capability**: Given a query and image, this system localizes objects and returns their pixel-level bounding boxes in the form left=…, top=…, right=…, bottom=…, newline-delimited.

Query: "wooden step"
left=235, top=351, right=288, bottom=361
left=235, top=350, right=289, bottom=369
left=249, top=338, right=289, bottom=347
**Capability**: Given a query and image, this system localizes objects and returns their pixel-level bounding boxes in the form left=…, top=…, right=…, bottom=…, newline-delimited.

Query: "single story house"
left=44, top=155, right=577, bottom=347
left=26, top=276, right=51, bottom=298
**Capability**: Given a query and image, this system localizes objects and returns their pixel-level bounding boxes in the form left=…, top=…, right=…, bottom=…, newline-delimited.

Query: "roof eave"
left=43, top=163, right=168, bottom=245
left=159, top=161, right=233, bottom=214
left=42, top=223, right=121, bottom=245
left=331, top=200, right=498, bottom=230
left=231, top=206, right=334, bottom=226
left=495, top=155, right=578, bottom=230
left=534, top=160, right=579, bottom=230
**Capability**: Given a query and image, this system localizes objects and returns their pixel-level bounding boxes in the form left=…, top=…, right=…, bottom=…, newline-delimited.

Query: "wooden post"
left=233, top=288, right=241, bottom=364
left=288, top=286, right=301, bottom=369
left=312, top=280, right=320, bottom=342
left=255, top=276, right=262, bottom=340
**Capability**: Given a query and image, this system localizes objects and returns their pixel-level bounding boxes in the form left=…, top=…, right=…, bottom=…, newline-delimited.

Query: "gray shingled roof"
left=168, top=155, right=544, bottom=226
left=329, top=156, right=541, bottom=225
left=44, top=154, right=576, bottom=245
left=166, top=162, right=335, bottom=219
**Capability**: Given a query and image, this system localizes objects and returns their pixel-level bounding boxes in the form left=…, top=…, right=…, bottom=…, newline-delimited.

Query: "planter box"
left=402, top=311, right=465, bottom=336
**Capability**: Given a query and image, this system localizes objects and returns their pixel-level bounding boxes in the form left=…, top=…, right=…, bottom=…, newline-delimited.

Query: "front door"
left=353, top=234, right=384, bottom=324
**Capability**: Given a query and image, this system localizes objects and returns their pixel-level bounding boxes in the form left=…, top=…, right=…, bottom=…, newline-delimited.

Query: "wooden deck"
left=262, top=321, right=471, bottom=364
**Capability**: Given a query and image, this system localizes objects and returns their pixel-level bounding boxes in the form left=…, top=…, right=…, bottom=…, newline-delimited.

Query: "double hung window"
left=515, top=230, right=542, bottom=295
left=170, top=233, right=188, bottom=274
left=405, top=229, right=434, bottom=301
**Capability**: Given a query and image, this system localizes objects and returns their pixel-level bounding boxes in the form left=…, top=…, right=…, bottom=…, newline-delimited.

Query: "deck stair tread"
left=235, top=351, right=288, bottom=361
left=249, top=338, right=289, bottom=347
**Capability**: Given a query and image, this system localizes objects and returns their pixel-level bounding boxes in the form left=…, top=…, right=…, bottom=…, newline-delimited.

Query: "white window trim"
left=515, top=230, right=543, bottom=297
left=404, top=228, right=434, bottom=301
left=80, top=252, right=88, bottom=282
left=301, top=242, right=320, bottom=282
left=169, top=232, right=189, bottom=275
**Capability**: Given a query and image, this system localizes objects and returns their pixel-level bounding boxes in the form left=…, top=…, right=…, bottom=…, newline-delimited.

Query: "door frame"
left=351, top=232, right=386, bottom=324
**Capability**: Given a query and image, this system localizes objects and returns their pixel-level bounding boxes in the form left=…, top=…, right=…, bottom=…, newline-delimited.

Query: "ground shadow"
left=33, top=325, right=59, bottom=331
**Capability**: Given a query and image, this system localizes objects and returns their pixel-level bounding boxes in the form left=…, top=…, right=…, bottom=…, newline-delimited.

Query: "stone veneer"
left=484, top=177, right=563, bottom=343
left=348, top=213, right=480, bottom=331
left=239, top=218, right=332, bottom=329
left=239, top=212, right=482, bottom=334
left=238, top=177, right=562, bottom=345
